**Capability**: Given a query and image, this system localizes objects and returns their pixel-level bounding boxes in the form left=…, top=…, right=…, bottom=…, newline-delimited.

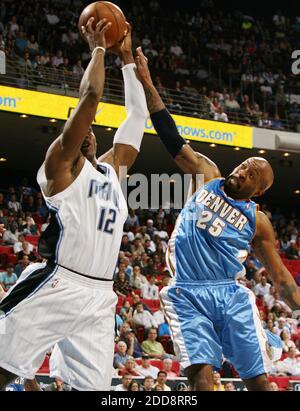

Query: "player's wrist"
left=121, top=50, right=134, bottom=65
left=91, top=46, right=106, bottom=58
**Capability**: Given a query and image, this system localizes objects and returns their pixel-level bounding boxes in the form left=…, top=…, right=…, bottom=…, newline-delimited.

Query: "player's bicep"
left=60, top=92, right=99, bottom=161
left=253, top=212, right=284, bottom=281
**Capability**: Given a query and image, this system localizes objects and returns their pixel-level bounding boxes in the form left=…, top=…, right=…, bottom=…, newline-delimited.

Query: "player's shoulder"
left=255, top=211, right=273, bottom=238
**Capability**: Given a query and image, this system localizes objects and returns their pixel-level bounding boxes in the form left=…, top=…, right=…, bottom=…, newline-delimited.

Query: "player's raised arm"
left=135, top=47, right=221, bottom=183
left=98, top=25, right=148, bottom=179
left=253, top=211, right=300, bottom=310
left=44, top=18, right=110, bottom=189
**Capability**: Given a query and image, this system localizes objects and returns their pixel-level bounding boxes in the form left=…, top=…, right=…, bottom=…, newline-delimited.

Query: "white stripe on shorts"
left=160, top=286, right=191, bottom=370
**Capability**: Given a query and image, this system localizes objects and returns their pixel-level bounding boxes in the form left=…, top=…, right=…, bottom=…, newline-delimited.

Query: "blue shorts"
left=160, top=280, right=282, bottom=380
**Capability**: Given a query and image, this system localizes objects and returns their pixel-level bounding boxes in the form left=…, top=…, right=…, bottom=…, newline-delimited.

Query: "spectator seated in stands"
left=131, top=293, right=152, bottom=313
left=13, top=234, right=34, bottom=254
left=22, top=215, right=39, bottom=236
left=132, top=302, right=158, bottom=331
left=266, top=290, right=293, bottom=315
left=141, top=275, right=159, bottom=300
left=114, top=373, right=133, bottom=392
left=7, top=194, right=21, bottom=213
left=254, top=275, right=272, bottom=297
left=142, top=376, right=155, bottom=391
left=130, top=265, right=148, bottom=290
left=0, top=263, right=18, bottom=291
left=131, top=237, right=145, bottom=256
left=214, top=106, right=229, bottom=122
left=2, top=223, right=19, bottom=245
left=162, top=358, right=178, bottom=379
left=135, top=354, right=160, bottom=378
left=22, top=195, right=36, bottom=213
left=14, top=255, right=30, bottom=278
left=126, top=209, right=140, bottom=228
left=118, top=357, right=141, bottom=377
left=17, top=241, right=36, bottom=262
left=119, top=300, right=133, bottom=322
left=128, top=380, right=141, bottom=391
left=286, top=240, right=299, bottom=260
left=153, top=371, right=171, bottom=392
left=279, top=347, right=300, bottom=376
left=280, top=330, right=299, bottom=353
left=224, top=382, right=236, bottom=391
left=113, top=341, right=131, bottom=371
left=213, top=371, right=225, bottom=391
left=113, top=271, right=132, bottom=299
left=141, top=327, right=168, bottom=360
left=120, top=234, right=132, bottom=254
left=120, top=328, right=143, bottom=359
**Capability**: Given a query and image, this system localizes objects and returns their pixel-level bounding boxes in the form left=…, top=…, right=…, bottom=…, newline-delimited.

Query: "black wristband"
left=150, top=109, right=185, bottom=158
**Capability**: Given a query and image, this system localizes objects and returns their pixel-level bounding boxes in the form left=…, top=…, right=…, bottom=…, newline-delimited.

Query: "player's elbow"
left=81, top=87, right=100, bottom=102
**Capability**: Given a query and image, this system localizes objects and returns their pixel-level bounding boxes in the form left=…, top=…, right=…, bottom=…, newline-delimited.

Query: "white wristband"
left=91, top=46, right=106, bottom=58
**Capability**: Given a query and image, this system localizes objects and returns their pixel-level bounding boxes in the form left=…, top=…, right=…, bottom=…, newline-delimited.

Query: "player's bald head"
left=248, top=157, right=274, bottom=192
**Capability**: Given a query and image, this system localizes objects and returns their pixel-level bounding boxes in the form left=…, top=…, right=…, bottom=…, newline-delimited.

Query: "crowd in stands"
left=1, top=0, right=300, bottom=130
left=0, top=177, right=300, bottom=391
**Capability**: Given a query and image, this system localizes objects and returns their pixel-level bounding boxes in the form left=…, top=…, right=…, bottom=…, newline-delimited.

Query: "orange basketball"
left=78, top=1, right=128, bottom=48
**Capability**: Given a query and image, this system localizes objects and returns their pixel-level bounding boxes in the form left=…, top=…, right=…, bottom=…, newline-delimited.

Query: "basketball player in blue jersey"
left=135, top=48, right=300, bottom=391
left=0, top=20, right=148, bottom=391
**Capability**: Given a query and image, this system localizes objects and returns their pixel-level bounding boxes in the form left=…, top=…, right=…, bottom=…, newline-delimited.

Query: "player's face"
left=224, top=158, right=272, bottom=199
left=80, top=127, right=97, bottom=161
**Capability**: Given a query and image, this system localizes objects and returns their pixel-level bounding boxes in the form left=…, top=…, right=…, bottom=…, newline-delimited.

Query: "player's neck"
left=223, top=186, right=249, bottom=202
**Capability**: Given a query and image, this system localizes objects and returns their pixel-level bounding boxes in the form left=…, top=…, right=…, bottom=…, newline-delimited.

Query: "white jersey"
left=37, top=158, right=128, bottom=280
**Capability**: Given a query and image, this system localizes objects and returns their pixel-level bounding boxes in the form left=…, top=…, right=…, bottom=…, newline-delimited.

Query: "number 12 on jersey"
left=197, top=210, right=225, bottom=237
left=98, top=207, right=116, bottom=234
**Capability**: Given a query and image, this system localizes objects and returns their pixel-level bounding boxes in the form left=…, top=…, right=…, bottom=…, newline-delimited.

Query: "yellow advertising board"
left=0, top=85, right=253, bottom=148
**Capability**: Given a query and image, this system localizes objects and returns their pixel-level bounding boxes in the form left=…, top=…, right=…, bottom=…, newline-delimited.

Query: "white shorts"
left=0, top=262, right=117, bottom=391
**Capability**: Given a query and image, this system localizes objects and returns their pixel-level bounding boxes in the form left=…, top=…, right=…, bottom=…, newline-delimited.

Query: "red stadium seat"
left=268, top=376, right=290, bottom=390
left=0, top=246, right=13, bottom=255
left=141, top=299, right=160, bottom=312
left=37, top=356, right=50, bottom=374
left=8, top=254, right=18, bottom=265
left=25, top=235, right=39, bottom=247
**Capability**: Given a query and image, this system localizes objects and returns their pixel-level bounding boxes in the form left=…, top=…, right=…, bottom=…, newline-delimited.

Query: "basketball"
left=78, top=1, right=128, bottom=48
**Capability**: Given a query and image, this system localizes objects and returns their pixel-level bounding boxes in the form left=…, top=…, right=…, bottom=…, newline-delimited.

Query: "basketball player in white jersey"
left=0, top=18, right=148, bottom=391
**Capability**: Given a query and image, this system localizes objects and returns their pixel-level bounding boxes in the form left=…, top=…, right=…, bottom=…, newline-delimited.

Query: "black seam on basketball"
left=94, top=2, right=100, bottom=24
left=102, top=2, right=120, bottom=42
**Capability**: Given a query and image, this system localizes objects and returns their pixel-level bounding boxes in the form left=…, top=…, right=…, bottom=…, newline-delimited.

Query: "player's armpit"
left=253, top=211, right=300, bottom=310
left=98, top=144, right=138, bottom=179
left=98, top=147, right=114, bottom=166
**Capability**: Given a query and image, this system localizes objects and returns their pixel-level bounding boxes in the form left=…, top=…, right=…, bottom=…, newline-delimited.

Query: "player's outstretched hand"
left=135, top=47, right=153, bottom=87
left=81, top=17, right=112, bottom=52
left=108, top=22, right=132, bottom=57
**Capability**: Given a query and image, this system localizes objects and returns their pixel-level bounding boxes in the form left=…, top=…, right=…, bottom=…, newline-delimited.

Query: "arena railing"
left=1, top=56, right=296, bottom=132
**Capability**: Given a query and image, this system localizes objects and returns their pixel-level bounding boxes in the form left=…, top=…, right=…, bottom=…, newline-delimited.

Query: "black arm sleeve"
left=150, top=109, right=185, bottom=158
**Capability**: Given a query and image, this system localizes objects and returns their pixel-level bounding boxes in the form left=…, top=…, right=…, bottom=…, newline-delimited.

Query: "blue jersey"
left=167, top=178, right=257, bottom=282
